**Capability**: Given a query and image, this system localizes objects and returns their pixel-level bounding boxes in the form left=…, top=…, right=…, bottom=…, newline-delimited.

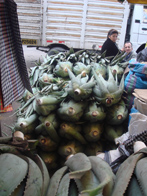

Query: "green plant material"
left=83, top=101, right=106, bottom=122
left=0, top=139, right=50, bottom=196
left=74, top=170, right=100, bottom=195
left=53, top=61, right=73, bottom=78
left=59, top=122, right=87, bottom=144
left=57, top=99, right=86, bottom=122
left=68, top=180, right=79, bottom=196
left=10, top=179, right=26, bottom=196
left=90, top=62, right=107, bottom=79
left=38, top=135, right=58, bottom=152
left=14, top=114, right=38, bottom=134
left=83, top=122, right=103, bottom=142
left=104, top=124, right=124, bottom=142
left=35, top=113, right=60, bottom=142
left=33, top=92, right=64, bottom=116
left=46, top=166, right=68, bottom=196
left=23, top=156, right=43, bottom=196
left=134, top=157, right=147, bottom=196
left=111, top=150, right=145, bottom=196
left=105, top=99, right=128, bottom=125
left=58, top=141, right=84, bottom=158
left=93, top=66, right=124, bottom=107
left=0, top=153, right=28, bottom=196
left=66, top=68, right=95, bottom=101
left=65, top=152, right=91, bottom=179
left=110, top=51, right=126, bottom=66
left=56, top=173, right=70, bottom=196
left=38, top=150, right=59, bottom=172
left=125, top=175, right=143, bottom=196
left=84, top=141, right=103, bottom=156
left=29, top=65, right=41, bottom=87
left=87, top=156, right=115, bottom=196
left=0, top=136, right=12, bottom=144
left=22, top=87, right=39, bottom=103
left=109, top=64, right=124, bottom=81
left=38, top=73, right=62, bottom=88
left=73, top=62, right=91, bottom=77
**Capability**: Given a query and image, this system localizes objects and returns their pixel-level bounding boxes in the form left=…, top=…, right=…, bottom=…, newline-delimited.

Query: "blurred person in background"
left=101, top=29, right=121, bottom=60
left=123, top=41, right=136, bottom=61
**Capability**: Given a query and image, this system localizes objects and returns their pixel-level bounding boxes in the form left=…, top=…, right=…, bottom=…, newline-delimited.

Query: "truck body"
left=15, top=0, right=130, bottom=50
left=129, top=4, right=147, bottom=51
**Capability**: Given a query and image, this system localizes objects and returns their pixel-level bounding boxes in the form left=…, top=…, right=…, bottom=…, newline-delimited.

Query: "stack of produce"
left=1, top=131, right=147, bottom=196
left=0, top=132, right=50, bottom=196
left=47, top=152, right=115, bottom=196
left=13, top=49, right=128, bottom=173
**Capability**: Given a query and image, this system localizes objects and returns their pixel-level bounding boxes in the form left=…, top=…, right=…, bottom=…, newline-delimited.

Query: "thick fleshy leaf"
left=56, top=173, right=70, bottom=196
left=24, top=157, right=43, bottom=196
left=65, top=153, right=91, bottom=179
left=111, top=153, right=144, bottom=196
left=46, top=166, right=68, bottom=196
left=134, top=157, right=147, bottom=196
left=0, top=153, right=28, bottom=196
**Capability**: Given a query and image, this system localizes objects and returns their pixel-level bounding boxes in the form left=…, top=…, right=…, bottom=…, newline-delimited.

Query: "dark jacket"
left=101, top=38, right=120, bottom=58
left=124, top=51, right=136, bottom=62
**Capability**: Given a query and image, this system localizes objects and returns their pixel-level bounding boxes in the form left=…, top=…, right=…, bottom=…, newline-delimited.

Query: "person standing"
left=123, top=41, right=136, bottom=61
left=101, top=29, right=121, bottom=60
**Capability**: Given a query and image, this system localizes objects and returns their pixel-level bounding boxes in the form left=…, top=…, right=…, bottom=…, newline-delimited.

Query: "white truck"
left=14, top=0, right=146, bottom=52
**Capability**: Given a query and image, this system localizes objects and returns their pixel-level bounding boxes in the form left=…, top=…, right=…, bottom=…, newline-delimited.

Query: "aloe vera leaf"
left=68, top=180, right=79, bottom=196
left=75, top=170, right=100, bottom=195
left=60, top=124, right=87, bottom=144
left=118, top=73, right=124, bottom=90
left=25, top=102, right=34, bottom=118
left=45, top=125, right=60, bottom=143
left=0, top=153, right=28, bottom=196
left=58, top=141, right=83, bottom=158
left=0, top=136, right=12, bottom=144
left=107, top=66, right=118, bottom=93
left=24, top=157, right=43, bottom=196
left=30, top=66, right=38, bottom=77
left=29, top=154, right=50, bottom=196
left=80, top=81, right=95, bottom=90
left=46, top=166, right=68, bottom=196
left=33, top=68, right=40, bottom=86
left=35, top=124, right=45, bottom=135
left=38, top=136, right=58, bottom=152
left=135, top=147, right=147, bottom=154
left=19, top=95, right=36, bottom=113
left=92, top=68, right=108, bottom=94
left=56, top=173, right=70, bottom=196
left=10, top=179, right=26, bottom=196
left=36, top=95, right=60, bottom=105
left=83, top=103, right=106, bottom=122
left=125, top=174, right=143, bottom=196
left=0, top=144, right=20, bottom=154
left=74, top=49, right=86, bottom=57
left=23, top=152, right=50, bottom=196
left=65, top=153, right=91, bottom=179
left=111, top=153, right=144, bottom=196
left=134, top=157, right=147, bottom=196
left=83, top=123, right=103, bottom=142
left=68, top=130, right=87, bottom=144
left=86, top=156, right=115, bottom=196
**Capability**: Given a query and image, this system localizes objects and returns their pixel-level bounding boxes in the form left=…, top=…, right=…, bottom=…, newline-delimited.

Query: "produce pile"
left=13, top=49, right=129, bottom=173
left=0, top=135, right=147, bottom=196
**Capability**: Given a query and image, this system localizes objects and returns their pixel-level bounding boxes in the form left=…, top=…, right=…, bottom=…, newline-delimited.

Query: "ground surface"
left=0, top=45, right=47, bottom=136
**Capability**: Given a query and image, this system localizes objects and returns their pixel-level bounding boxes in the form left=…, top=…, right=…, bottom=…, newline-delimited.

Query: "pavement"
left=0, top=45, right=47, bottom=136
